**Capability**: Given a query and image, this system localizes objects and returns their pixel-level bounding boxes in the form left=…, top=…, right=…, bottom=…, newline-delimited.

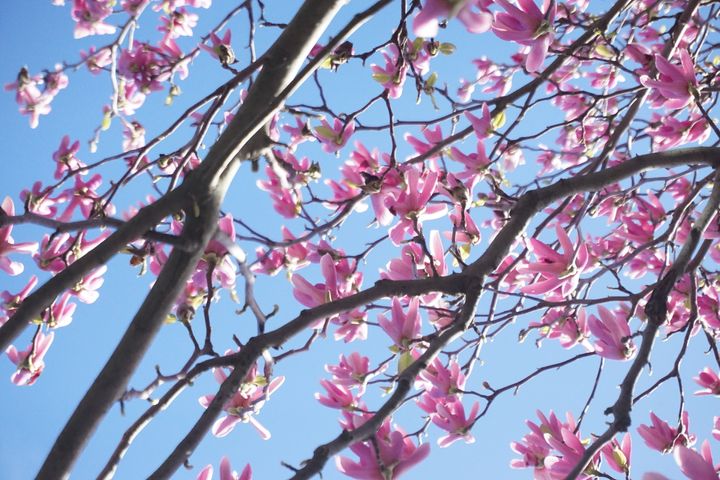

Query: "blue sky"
left=1, top=1, right=719, bottom=479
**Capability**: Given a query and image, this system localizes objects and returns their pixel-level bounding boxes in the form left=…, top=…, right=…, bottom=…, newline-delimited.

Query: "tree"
left=1, top=0, right=720, bottom=478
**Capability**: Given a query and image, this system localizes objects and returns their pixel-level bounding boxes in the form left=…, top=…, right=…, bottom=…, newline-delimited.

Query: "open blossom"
left=519, top=224, right=591, bottom=299
left=0, top=197, right=39, bottom=276
left=412, top=0, right=493, bottom=38
left=325, top=352, right=377, bottom=395
left=640, top=50, right=700, bottom=109
left=694, top=367, right=720, bottom=396
left=587, top=305, right=636, bottom=361
left=386, top=168, right=447, bottom=245
left=417, top=395, right=479, bottom=447
left=71, top=0, right=117, bottom=38
left=672, top=442, right=719, bottom=480
left=336, top=414, right=430, bottom=480
left=314, top=118, right=355, bottom=153
left=6, top=331, right=54, bottom=386
left=316, top=379, right=359, bottom=410
left=600, top=434, right=632, bottom=474
left=493, top=0, right=556, bottom=72
left=199, top=363, right=284, bottom=439
left=378, top=297, right=422, bottom=351
left=638, top=411, right=694, bottom=453
left=197, top=457, right=252, bottom=480
left=371, top=44, right=407, bottom=99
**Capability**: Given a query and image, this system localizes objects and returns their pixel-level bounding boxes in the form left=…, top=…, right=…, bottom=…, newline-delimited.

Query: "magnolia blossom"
left=493, top=0, right=557, bottom=72
left=197, top=457, right=252, bottom=480
left=314, top=118, right=355, bottom=153
left=587, top=305, right=636, bottom=361
left=694, top=367, right=720, bottom=396
left=0, top=197, right=39, bottom=276
left=519, top=224, right=591, bottom=299
left=640, top=50, right=700, bottom=109
left=199, top=365, right=284, bottom=439
left=336, top=415, right=430, bottom=480
left=412, top=0, right=492, bottom=38
left=6, top=331, right=54, bottom=386
left=638, top=411, right=694, bottom=453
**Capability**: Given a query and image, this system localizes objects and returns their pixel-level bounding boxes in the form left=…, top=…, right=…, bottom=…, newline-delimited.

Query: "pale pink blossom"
left=412, top=0, right=492, bottom=38
left=674, top=442, right=719, bottom=480
left=378, top=297, right=422, bottom=351
left=199, top=364, right=284, bottom=439
left=694, top=367, right=720, bottom=396
left=0, top=197, right=39, bottom=275
left=519, top=224, right=591, bottom=299
left=640, top=50, right=700, bottom=109
left=314, top=118, right=355, bottom=153
left=336, top=415, right=430, bottom=480
left=587, top=305, right=636, bottom=361
left=638, top=411, right=694, bottom=453
left=493, top=0, right=556, bottom=72
left=197, top=457, right=252, bottom=480
left=6, top=331, right=54, bottom=386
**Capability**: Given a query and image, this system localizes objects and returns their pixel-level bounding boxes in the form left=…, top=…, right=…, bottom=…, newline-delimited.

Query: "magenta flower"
left=159, top=8, right=198, bottom=39
left=6, top=331, right=54, bottom=386
left=371, top=45, right=407, bottom=99
left=314, top=118, right=355, bottom=153
left=197, top=457, right=252, bottom=480
left=493, top=0, right=556, bottom=72
left=674, top=442, right=719, bottom=480
left=587, top=305, right=636, bottom=361
left=0, top=197, right=39, bottom=276
left=419, top=395, right=479, bottom=447
left=57, top=174, right=106, bottom=221
left=80, top=47, right=112, bottom=74
left=291, top=254, right=341, bottom=308
left=315, top=379, right=359, bottom=410
left=601, top=433, right=632, bottom=474
left=71, top=0, right=116, bottom=38
left=412, top=0, right=493, bottom=38
left=199, top=364, right=284, bottom=439
left=694, top=367, right=720, bottom=396
left=464, top=103, right=493, bottom=140
left=336, top=416, right=430, bottom=480
left=640, top=50, right=700, bottom=109
left=42, top=292, right=77, bottom=329
left=52, top=135, right=85, bottom=179
left=326, top=352, right=376, bottom=395
left=638, top=411, right=694, bottom=453
left=378, top=297, right=422, bottom=351
left=386, top=168, right=447, bottom=245
left=519, top=224, right=591, bottom=299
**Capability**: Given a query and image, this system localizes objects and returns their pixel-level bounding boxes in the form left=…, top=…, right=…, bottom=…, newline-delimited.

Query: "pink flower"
left=371, top=45, right=407, bottom=99
left=674, top=442, right=719, bottom=480
left=378, top=297, right=422, bottom=350
left=493, top=0, right=556, bottom=72
left=464, top=103, right=493, bottom=140
left=52, top=135, right=85, bottom=179
left=418, top=395, right=479, bottom=447
left=315, top=379, right=359, bottom=410
left=0, top=197, right=39, bottom=275
left=519, top=224, right=591, bottom=299
left=71, top=0, right=116, bottom=38
left=694, top=367, right=720, bottom=396
left=336, top=416, right=430, bottom=480
left=412, top=0, right=492, bottom=38
left=640, top=50, right=700, bottom=109
left=638, top=411, right=694, bottom=453
left=417, top=357, right=466, bottom=398
left=587, top=305, right=636, bottom=361
left=159, top=8, right=198, bottom=39
left=314, top=118, right=355, bottom=153
left=42, top=292, right=76, bottom=329
left=326, top=352, right=376, bottom=395
left=601, top=434, right=632, bottom=474
left=199, top=364, right=284, bottom=439
left=197, top=457, right=252, bottom=480
left=5, top=331, right=54, bottom=386
left=386, top=169, right=447, bottom=245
